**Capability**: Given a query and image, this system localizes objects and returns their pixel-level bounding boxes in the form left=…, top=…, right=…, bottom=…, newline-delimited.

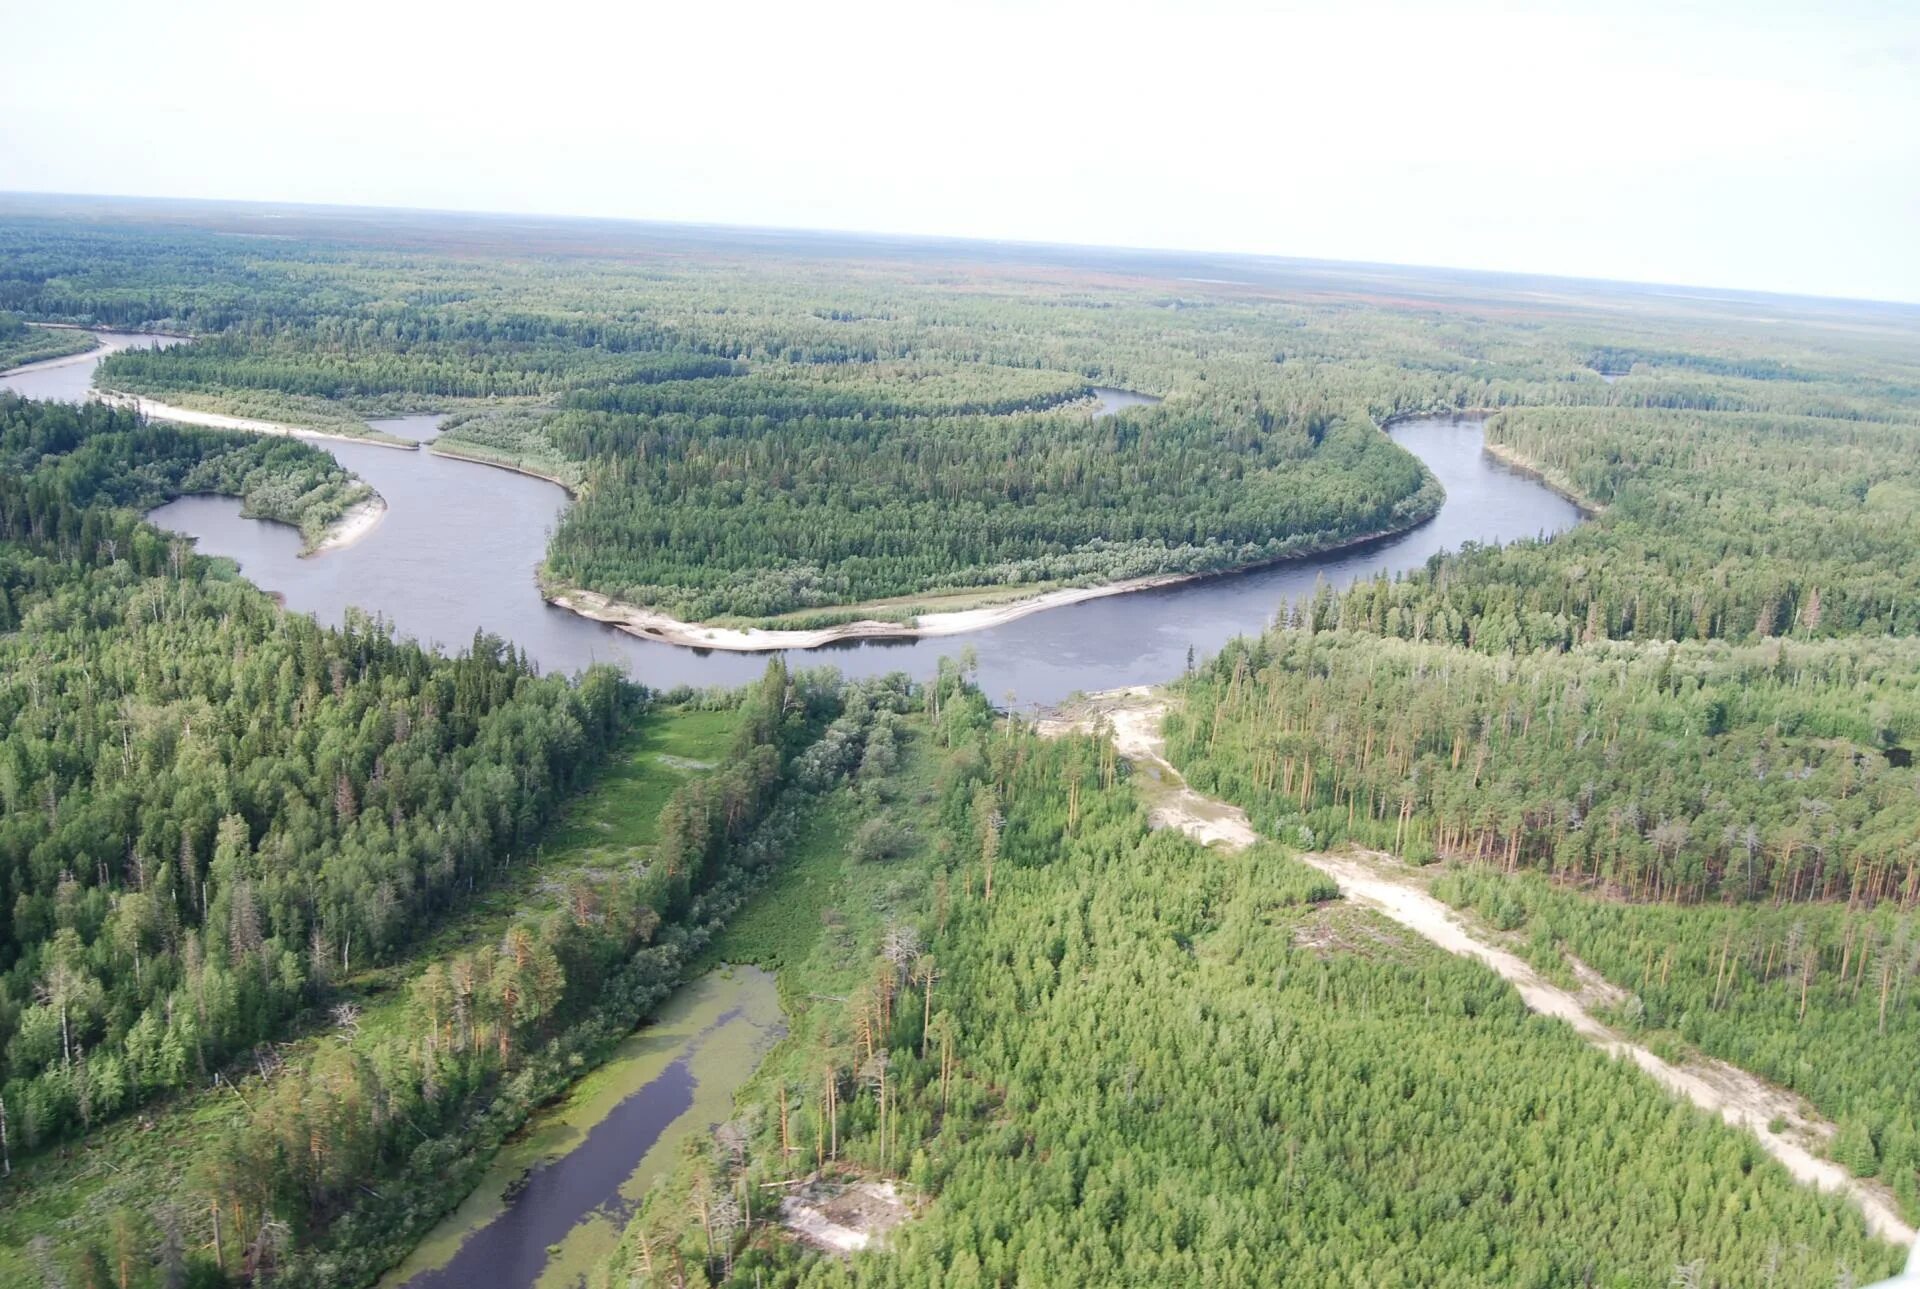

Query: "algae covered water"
left=383, top=967, right=784, bottom=1289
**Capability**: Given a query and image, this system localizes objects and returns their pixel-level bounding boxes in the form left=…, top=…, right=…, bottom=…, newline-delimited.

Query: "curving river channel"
left=5, top=337, right=1583, bottom=705
left=3, top=334, right=1586, bottom=1285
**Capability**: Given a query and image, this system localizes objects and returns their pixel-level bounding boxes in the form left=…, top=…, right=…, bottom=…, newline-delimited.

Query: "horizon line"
left=4, top=186, right=1918, bottom=314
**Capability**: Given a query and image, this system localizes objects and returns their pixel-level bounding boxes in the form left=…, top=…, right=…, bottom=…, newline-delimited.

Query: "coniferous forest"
left=1, top=197, right=1918, bottom=1287
left=0, top=395, right=631, bottom=1152
left=595, top=688, right=1903, bottom=1287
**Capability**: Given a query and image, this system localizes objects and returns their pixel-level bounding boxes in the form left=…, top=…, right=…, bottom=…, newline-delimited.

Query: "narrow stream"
left=380, top=967, right=785, bottom=1289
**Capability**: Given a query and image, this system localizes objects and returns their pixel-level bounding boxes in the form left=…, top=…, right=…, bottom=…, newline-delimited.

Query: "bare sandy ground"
left=778, top=1179, right=911, bottom=1255
left=551, top=574, right=1209, bottom=652
left=95, top=390, right=417, bottom=450
left=308, top=495, right=387, bottom=555
left=547, top=518, right=1418, bottom=652
left=1041, top=686, right=1917, bottom=1247
left=0, top=328, right=189, bottom=378
left=427, top=443, right=579, bottom=495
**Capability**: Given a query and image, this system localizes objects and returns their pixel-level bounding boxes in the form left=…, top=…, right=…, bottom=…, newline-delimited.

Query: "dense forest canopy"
left=10, top=204, right=1911, bottom=625
left=0, top=215, right=1461, bottom=618
left=0, top=395, right=634, bottom=1166
left=596, top=688, right=1903, bottom=1287
left=0, top=392, right=372, bottom=548
left=5, top=199, right=1920, bottom=1286
left=1172, top=631, right=1920, bottom=903
left=1148, top=221, right=1920, bottom=1241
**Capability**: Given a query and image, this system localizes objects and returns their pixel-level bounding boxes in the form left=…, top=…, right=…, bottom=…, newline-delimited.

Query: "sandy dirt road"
left=1040, top=686, right=1916, bottom=1246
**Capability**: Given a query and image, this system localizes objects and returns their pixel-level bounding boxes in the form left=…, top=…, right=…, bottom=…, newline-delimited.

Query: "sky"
left=4, top=0, right=1916, bottom=302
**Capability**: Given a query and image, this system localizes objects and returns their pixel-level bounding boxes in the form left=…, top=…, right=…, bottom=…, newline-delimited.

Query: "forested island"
left=2, top=203, right=1460, bottom=635
left=0, top=317, right=95, bottom=371
left=1, top=195, right=1918, bottom=1287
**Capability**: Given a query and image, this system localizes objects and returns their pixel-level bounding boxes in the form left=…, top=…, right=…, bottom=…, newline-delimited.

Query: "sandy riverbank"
left=549, top=571, right=1208, bottom=652
left=309, top=495, right=387, bottom=555
left=0, top=328, right=168, bottom=379
left=95, top=390, right=418, bottom=450
left=1040, top=686, right=1917, bottom=1248
left=547, top=516, right=1426, bottom=653
left=428, top=443, right=580, bottom=495
left=0, top=342, right=107, bottom=378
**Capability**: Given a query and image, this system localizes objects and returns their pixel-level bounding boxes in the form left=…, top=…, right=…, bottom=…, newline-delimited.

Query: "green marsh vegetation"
left=0, top=643, right=895, bottom=1286
left=5, top=200, right=1920, bottom=1284
left=0, top=392, right=661, bottom=1279
left=0, top=395, right=929, bottom=1282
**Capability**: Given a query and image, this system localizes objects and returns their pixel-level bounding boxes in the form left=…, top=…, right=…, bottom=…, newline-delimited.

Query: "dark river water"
left=380, top=967, right=784, bottom=1289
left=9, top=337, right=1583, bottom=706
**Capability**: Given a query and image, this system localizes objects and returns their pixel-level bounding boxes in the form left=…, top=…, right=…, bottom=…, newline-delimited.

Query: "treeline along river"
left=4, top=339, right=1583, bottom=706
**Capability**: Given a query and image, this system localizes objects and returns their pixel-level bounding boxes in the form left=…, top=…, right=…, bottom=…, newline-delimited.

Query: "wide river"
left=7, top=337, right=1583, bottom=705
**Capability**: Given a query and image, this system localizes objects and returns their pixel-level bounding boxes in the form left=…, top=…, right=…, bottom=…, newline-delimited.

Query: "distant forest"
left=2, top=201, right=1919, bottom=1286
left=1159, top=287, right=1920, bottom=1223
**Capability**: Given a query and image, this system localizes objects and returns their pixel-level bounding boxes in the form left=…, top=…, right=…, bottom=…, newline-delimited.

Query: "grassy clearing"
left=594, top=720, right=945, bottom=1276
left=698, top=794, right=863, bottom=981
left=0, top=704, right=739, bottom=1281
left=703, top=724, right=939, bottom=992
left=348, top=706, right=738, bottom=1047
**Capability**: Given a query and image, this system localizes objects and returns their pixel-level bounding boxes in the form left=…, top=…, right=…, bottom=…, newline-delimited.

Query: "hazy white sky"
left=5, top=0, right=1916, bottom=301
